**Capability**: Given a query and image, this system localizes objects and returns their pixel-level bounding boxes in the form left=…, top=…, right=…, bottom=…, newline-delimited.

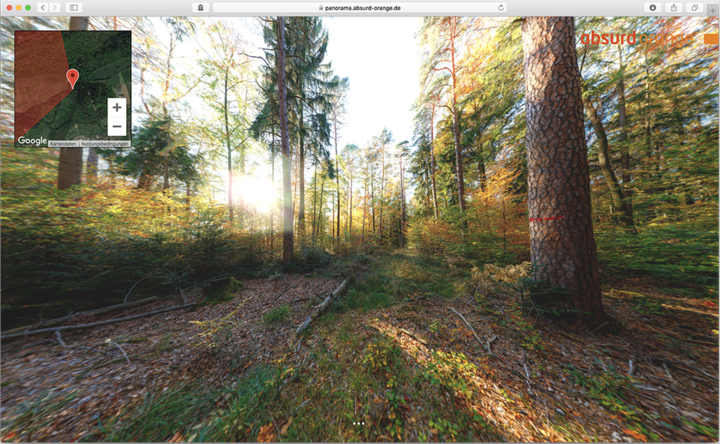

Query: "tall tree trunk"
left=370, top=173, right=375, bottom=234
left=424, top=161, right=431, bottom=213
left=448, top=20, right=467, bottom=241
left=478, top=155, right=487, bottom=193
left=400, top=155, right=405, bottom=248
left=450, top=22, right=465, bottom=212
left=276, top=17, right=294, bottom=262
left=583, top=93, right=634, bottom=227
left=271, top=128, right=276, bottom=256
left=379, top=145, right=385, bottom=243
left=334, top=118, right=341, bottom=245
left=430, top=107, right=439, bottom=219
left=86, top=148, right=98, bottom=182
left=349, top=174, right=353, bottom=239
left=58, top=147, right=83, bottom=190
left=362, top=190, right=367, bottom=240
left=57, top=17, right=88, bottom=191
left=225, top=68, right=234, bottom=223
left=186, top=182, right=191, bottom=210
left=163, top=153, right=169, bottom=191
left=616, top=46, right=632, bottom=218
left=312, top=161, right=318, bottom=243
left=522, top=16, right=607, bottom=329
left=317, top=177, right=325, bottom=241
left=298, top=104, right=306, bottom=237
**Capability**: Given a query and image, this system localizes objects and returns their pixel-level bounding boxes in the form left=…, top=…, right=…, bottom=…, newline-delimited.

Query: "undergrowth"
left=264, top=305, right=291, bottom=326
left=595, top=222, right=718, bottom=298
left=338, top=250, right=458, bottom=313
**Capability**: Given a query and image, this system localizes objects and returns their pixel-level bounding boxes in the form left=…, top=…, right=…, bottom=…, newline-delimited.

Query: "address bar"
left=212, top=3, right=508, bottom=14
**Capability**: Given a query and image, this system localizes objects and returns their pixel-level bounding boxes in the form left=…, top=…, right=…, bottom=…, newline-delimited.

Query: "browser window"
left=1, top=0, right=718, bottom=442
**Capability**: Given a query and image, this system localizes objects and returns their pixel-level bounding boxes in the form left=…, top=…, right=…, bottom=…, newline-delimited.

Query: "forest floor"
left=1, top=249, right=718, bottom=442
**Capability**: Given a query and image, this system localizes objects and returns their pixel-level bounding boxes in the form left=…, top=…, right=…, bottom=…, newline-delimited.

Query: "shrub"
left=263, top=305, right=291, bottom=326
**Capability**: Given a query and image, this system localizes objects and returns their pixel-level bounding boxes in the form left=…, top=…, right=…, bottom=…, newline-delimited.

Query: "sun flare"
left=216, top=174, right=277, bottom=214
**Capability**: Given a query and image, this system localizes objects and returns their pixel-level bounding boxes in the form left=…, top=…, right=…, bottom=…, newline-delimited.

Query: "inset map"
left=14, top=31, right=132, bottom=147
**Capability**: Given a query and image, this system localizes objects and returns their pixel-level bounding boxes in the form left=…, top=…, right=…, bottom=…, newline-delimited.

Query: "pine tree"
left=521, top=17, right=608, bottom=329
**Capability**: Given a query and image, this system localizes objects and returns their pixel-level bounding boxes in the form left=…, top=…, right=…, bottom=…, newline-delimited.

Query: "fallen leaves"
left=624, top=428, right=648, bottom=442
left=280, top=417, right=293, bottom=435
left=1, top=270, right=718, bottom=443
left=257, top=423, right=276, bottom=442
left=168, top=431, right=184, bottom=442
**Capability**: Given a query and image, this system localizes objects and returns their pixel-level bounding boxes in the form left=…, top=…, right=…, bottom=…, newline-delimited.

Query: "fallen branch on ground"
left=1, top=297, right=158, bottom=337
left=108, top=339, right=131, bottom=364
left=274, top=286, right=294, bottom=300
left=292, top=277, right=350, bottom=346
left=290, top=298, right=311, bottom=305
left=2, top=302, right=197, bottom=341
left=558, top=330, right=585, bottom=343
left=451, top=307, right=486, bottom=349
left=399, top=328, right=429, bottom=345
left=125, top=275, right=150, bottom=304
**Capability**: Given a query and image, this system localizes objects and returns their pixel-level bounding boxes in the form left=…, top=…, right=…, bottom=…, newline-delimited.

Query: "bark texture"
left=583, top=93, right=633, bottom=227
left=276, top=17, right=294, bottom=262
left=58, top=147, right=83, bottom=190
left=57, top=18, right=89, bottom=190
left=521, top=17, right=607, bottom=328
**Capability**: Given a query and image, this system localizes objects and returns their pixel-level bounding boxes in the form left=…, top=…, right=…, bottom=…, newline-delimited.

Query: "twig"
left=55, top=331, right=67, bottom=347
left=663, top=363, right=673, bottom=380
left=290, top=298, right=311, bottom=305
left=645, top=357, right=658, bottom=377
left=487, top=335, right=498, bottom=354
left=404, top=295, right=428, bottom=303
left=696, top=368, right=719, bottom=382
left=2, top=297, right=157, bottom=337
left=558, top=330, right=585, bottom=343
left=522, top=355, right=533, bottom=391
left=399, top=328, right=428, bottom=345
left=125, top=275, right=150, bottom=304
left=628, top=359, right=635, bottom=376
left=266, top=406, right=280, bottom=439
left=274, top=285, right=293, bottom=300
left=54, top=332, right=115, bottom=357
left=632, top=383, right=661, bottom=391
left=292, top=276, right=350, bottom=342
left=2, top=302, right=197, bottom=340
left=586, top=322, right=608, bottom=336
left=450, top=307, right=485, bottom=349
left=109, top=340, right=131, bottom=364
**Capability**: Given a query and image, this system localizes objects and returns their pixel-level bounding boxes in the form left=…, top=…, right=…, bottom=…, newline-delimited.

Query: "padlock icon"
left=671, top=4, right=677, bottom=11
left=198, top=4, right=204, bottom=11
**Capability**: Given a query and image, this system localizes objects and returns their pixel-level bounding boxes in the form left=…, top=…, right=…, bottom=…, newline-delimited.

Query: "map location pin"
left=66, top=69, right=79, bottom=89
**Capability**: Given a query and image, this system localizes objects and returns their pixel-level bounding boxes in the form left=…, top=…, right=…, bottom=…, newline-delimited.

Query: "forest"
left=0, top=14, right=718, bottom=442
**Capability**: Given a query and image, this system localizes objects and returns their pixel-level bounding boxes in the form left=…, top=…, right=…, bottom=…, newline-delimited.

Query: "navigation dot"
left=66, top=69, right=79, bottom=89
